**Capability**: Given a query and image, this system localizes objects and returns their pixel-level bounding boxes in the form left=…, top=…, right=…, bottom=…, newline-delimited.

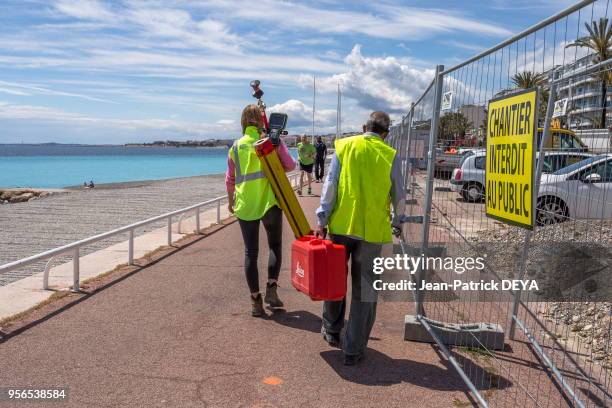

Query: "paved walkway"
left=0, top=182, right=477, bottom=407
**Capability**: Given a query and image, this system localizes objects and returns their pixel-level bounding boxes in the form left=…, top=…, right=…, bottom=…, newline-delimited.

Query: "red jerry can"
left=291, top=235, right=347, bottom=301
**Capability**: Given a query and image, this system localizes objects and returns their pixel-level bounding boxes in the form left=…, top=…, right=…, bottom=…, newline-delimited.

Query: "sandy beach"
left=0, top=174, right=227, bottom=286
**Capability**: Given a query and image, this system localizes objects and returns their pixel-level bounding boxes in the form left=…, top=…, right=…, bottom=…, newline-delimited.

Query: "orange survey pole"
left=254, top=138, right=311, bottom=238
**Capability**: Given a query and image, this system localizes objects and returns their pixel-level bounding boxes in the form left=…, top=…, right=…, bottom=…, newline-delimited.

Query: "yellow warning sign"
left=485, top=88, right=538, bottom=229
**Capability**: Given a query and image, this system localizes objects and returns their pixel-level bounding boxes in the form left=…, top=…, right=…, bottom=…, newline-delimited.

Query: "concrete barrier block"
left=404, top=315, right=505, bottom=350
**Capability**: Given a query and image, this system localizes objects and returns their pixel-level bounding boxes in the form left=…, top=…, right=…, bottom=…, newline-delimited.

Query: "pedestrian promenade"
left=0, top=182, right=479, bottom=407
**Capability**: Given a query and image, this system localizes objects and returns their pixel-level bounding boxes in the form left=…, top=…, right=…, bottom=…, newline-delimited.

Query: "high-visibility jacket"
left=230, top=126, right=277, bottom=220
left=297, top=142, right=316, bottom=165
left=328, top=134, right=396, bottom=243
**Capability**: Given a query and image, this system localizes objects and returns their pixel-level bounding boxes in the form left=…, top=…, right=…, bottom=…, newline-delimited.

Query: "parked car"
left=435, top=148, right=485, bottom=176
left=450, top=151, right=594, bottom=202
left=536, top=154, right=612, bottom=225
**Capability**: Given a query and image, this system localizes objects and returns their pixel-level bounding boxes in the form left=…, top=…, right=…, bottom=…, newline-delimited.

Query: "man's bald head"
left=365, top=111, right=390, bottom=136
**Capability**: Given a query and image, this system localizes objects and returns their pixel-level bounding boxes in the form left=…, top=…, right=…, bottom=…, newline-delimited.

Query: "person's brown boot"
left=264, top=282, right=284, bottom=308
left=251, top=293, right=265, bottom=317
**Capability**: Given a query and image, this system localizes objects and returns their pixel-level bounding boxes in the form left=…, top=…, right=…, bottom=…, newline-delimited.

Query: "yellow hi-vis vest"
left=328, top=134, right=396, bottom=244
left=230, top=126, right=278, bottom=221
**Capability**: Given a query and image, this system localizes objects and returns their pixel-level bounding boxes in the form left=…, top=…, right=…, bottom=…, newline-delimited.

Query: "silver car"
left=450, top=151, right=594, bottom=203
left=537, top=154, right=612, bottom=224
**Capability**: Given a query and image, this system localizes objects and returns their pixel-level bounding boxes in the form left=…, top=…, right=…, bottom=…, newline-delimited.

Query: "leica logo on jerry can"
left=291, top=235, right=347, bottom=301
left=295, top=262, right=305, bottom=278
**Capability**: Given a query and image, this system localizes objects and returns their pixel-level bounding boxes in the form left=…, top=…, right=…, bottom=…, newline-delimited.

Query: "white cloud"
left=125, top=8, right=243, bottom=53
left=488, top=0, right=575, bottom=11
left=0, top=80, right=116, bottom=104
left=0, top=87, right=30, bottom=96
left=294, top=38, right=337, bottom=46
left=443, top=40, right=486, bottom=53
left=302, top=45, right=435, bottom=114
left=52, top=0, right=244, bottom=53
left=201, top=0, right=513, bottom=39
left=81, top=49, right=343, bottom=76
left=54, top=0, right=115, bottom=21
left=269, top=99, right=336, bottom=130
left=0, top=102, right=239, bottom=138
left=0, top=103, right=88, bottom=122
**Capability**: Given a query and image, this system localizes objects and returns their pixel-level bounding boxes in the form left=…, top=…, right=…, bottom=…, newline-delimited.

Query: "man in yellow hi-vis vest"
left=314, top=111, right=404, bottom=365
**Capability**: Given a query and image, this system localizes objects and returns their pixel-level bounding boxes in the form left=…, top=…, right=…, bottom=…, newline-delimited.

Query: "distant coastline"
left=125, top=139, right=233, bottom=148
left=0, top=141, right=232, bottom=148
left=0, top=142, right=120, bottom=147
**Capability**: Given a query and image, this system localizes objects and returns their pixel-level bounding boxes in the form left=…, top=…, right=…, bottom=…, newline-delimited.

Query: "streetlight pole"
left=312, top=75, right=316, bottom=142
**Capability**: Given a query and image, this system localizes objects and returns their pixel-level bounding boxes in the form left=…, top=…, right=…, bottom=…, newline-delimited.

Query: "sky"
left=0, top=0, right=579, bottom=144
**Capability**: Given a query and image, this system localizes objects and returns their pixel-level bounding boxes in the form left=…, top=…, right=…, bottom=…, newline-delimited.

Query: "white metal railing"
left=0, top=171, right=303, bottom=292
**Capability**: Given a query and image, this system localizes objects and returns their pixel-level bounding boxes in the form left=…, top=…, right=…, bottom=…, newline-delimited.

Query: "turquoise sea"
left=0, top=144, right=298, bottom=189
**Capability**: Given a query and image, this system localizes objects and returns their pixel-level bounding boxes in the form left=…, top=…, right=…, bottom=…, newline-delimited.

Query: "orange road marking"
left=262, top=376, right=283, bottom=385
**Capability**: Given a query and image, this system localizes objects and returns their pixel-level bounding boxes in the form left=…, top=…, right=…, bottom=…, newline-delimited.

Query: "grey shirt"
left=315, top=132, right=405, bottom=235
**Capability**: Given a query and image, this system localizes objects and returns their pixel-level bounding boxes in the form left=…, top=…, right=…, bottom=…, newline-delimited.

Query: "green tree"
left=510, top=71, right=548, bottom=89
left=438, top=112, right=472, bottom=144
left=566, top=17, right=612, bottom=128
left=511, top=71, right=549, bottom=123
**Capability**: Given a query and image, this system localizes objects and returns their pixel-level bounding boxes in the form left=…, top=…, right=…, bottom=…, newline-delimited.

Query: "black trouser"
left=322, top=234, right=382, bottom=356
left=237, top=206, right=283, bottom=294
left=315, top=156, right=325, bottom=180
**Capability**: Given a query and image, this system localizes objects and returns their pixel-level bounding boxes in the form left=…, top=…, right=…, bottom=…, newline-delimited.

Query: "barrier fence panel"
left=389, top=1, right=611, bottom=406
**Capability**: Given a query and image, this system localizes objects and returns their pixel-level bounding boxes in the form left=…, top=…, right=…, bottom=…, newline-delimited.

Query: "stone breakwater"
left=0, top=189, right=57, bottom=204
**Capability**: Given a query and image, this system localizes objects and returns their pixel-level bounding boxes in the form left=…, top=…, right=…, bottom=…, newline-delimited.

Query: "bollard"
left=128, top=229, right=134, bottom=265
left=72, top=247, right=80, bottom=292
left=167, top=216, right=172, bottom=246
left=196, top=207, right=201, bottom=233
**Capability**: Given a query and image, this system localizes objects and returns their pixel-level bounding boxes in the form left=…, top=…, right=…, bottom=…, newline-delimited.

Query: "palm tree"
left=566, top=17, right=612, bottom=128
left=511, top=71, right=548, bottom=89
left=511, top=71, right=549, bottom=123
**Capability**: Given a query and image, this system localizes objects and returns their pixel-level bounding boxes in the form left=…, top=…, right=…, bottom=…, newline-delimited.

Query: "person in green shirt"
left=297, top=135, right=316, bottom=195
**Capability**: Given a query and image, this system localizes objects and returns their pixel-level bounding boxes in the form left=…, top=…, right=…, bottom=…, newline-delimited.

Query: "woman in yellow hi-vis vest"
left=226, top=105, right=296, bottom=317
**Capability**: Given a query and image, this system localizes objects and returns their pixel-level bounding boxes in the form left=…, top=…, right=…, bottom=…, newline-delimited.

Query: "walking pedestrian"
left=314, top=111, right=404, bottom=365
left=226, top=104, right=296, bottom=317
left=314, top=136, right=327, bottom=182
left=297, top=135, right=316, bottom=195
